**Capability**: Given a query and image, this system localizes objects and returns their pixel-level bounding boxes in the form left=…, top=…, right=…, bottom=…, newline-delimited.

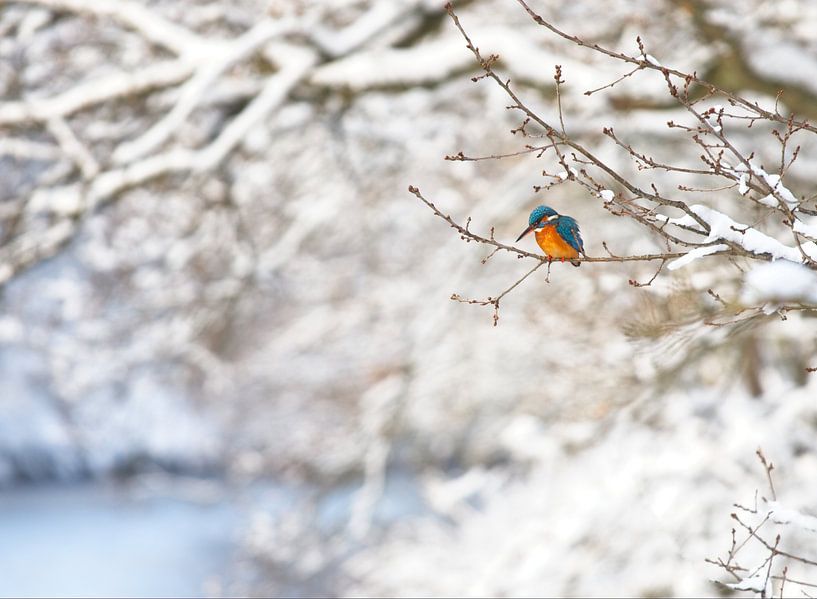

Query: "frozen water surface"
left=0, top=483, right=237, bottom=597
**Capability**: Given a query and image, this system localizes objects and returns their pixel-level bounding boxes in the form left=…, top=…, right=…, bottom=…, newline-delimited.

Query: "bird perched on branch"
left=516, top=205, right=585, bottom=267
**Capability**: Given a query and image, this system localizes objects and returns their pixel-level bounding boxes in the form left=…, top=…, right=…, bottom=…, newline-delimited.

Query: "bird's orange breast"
left=535, top=225, right=579, bottom=259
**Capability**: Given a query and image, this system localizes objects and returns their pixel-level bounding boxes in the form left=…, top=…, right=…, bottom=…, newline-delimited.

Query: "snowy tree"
left=3, top=0, right=817, bottom=597
left=414, top=1, right=817, bottom=332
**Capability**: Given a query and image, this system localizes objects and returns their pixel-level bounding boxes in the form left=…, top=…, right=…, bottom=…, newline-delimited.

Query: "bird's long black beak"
left=515, top=225, right=534, bottom=242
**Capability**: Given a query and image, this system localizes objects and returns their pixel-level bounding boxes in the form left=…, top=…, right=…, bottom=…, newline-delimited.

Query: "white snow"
left=728, top=162, right=799, bottom=208
left=725, top=569, right=771, bottom=595
left=793, top=218, right=817, bottom=240
left=312, top=27, right=598, bottom=91
left=766, top=500, right=817, bottom=533
left=27, top=184, right=84, bottom=216
left=667, top=244, right=727, bottom=270
left=639, top=53, right=662, bottom=67
left=742, top=260, right=817, bottom=304
left=743, top=32, right=817, bottom=97
left=6, top=2, right=817, bottom=597
left=738, top=173, right=749, bottom=195
left=311, top=36, right=472, bottom=90
left=760, top=172, right=799, bottom=208
left=655, top=212, right=706, bottom=232
left=688, top=204, right=807, bottom=262
left=556, top=167, right=578, bottom=181
left=661, top=204, right=817, bottom=266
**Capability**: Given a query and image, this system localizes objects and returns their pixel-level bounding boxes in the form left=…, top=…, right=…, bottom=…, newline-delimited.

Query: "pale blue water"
left=0, top=483, right=238, bottom=598
left=0, top=470, right=429, bottom=597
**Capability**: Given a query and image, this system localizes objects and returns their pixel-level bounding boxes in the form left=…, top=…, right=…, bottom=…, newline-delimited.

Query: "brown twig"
left=513, top=0, right=817, bottom=134
left=756, top=448, right=777, bottom=502
left=452, top=260, right=547, bottom=326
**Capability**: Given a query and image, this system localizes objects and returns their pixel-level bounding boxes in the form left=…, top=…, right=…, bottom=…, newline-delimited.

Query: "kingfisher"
left=515, top=205, right=585, bottom=267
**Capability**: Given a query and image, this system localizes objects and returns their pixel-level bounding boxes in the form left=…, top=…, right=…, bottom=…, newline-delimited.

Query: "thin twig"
left=452, top=260, right=547, bottom=326
left=757, top=448, right=777, bottom=501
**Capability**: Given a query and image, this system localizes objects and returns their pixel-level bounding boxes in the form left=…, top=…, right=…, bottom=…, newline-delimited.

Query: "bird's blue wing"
left=556, top=216, right=584, bottom=254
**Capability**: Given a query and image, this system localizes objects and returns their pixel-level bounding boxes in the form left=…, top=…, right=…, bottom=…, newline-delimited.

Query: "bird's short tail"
left=571, top=250, right=587, bottom=267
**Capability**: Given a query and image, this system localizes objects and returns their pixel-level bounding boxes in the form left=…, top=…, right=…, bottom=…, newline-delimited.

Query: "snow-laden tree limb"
left=15, top=0, right=208, bottom=55
left=0, top=59, right=195, bottom=125
left=111, top=19, right=298, bottom=164
left=0, top=0, right=457, bottom=290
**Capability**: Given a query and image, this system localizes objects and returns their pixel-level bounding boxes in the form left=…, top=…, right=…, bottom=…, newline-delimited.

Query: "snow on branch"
left=0, top=59, right=195, bottom=125
left=742, top=261, right=817, bottom=306
left=0, top=0, right=458, bottom=289
left=111, top=19, right=297, bottom=164
left=18, top=0, right=209, bottom=55
left=766, top=502, right=817, bottom=534
left=667, top=244, right=728, bottom=271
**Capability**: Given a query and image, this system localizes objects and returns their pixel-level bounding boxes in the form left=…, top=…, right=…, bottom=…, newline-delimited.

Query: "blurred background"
left=2, top=0, right=817, bottom=596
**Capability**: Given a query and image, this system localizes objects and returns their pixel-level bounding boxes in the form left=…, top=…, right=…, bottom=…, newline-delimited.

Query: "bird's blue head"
left=517, top=205, right=559, bottom=242
left=528, top=205, right=558, bottom=227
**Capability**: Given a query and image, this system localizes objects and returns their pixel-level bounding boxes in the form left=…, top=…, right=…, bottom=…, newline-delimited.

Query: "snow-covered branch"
left=0, top=0, right=460, bottom=289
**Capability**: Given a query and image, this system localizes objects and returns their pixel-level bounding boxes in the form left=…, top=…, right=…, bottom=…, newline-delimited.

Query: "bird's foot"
left=560, top=257, right=565, bottom=263
left=546, top=255, right=553, bottom=264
